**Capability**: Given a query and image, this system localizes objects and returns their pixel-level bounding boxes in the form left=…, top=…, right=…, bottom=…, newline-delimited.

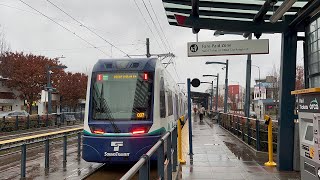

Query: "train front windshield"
left=91, top=72, right=153, bottom=120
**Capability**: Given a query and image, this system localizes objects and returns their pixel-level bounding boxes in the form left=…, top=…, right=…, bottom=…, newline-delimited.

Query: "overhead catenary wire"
left=147, top=0, right=172, bottom=51
left=133, top=0, right=165, bottom=53
left=45, top=0, right=131, bottom=58
left=141, top=0, right=170, bottom=52
left=18, top=0, right=110, bottom=57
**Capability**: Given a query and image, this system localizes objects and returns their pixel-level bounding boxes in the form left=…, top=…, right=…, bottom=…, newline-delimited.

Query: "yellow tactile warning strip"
left=291, top=88, right=320, bottom=95
left=180, top=120, right=189, bottom=161
left=0, top=127, right=83, bottom=145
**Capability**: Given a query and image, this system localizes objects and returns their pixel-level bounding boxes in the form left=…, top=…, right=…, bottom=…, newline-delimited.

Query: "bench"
left=64, top=114, right=77, bottom=125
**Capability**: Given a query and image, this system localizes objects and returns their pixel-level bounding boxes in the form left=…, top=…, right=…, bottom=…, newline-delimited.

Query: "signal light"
left=143, top=73, right=148, bottom=80
left=132, top=128, right=146, bottom=135
left=93, top=129, right=104, bottom=134
left=97, top=74, right=103, bottom=81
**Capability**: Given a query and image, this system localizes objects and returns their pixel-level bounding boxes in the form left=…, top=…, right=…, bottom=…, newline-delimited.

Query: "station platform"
left=180, top=115, right=300, bottom=180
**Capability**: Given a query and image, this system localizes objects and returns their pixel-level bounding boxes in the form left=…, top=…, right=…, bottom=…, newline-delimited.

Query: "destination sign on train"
left=187, top=39, right=269, bottom=57
left=97, top=73, right=138, bottom=81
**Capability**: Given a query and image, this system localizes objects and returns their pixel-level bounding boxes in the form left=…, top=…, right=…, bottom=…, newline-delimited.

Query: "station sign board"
left=187, top=39, right=269, bottom=57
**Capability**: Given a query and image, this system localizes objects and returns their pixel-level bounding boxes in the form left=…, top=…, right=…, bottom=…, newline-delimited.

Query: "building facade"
left=0, top=77, right=24, bottom=112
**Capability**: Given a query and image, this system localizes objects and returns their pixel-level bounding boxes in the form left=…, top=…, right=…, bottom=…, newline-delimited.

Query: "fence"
left=121, top=121, right=178, bottom=180
left=0, top=127, right=83, bottom=179
left=218, top=112, right=278, bottom=152
left=0, top=112, right=84, bottom=133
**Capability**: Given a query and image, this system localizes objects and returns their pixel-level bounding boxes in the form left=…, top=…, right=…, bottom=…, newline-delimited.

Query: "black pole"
left=215, top=74, right=219, bottom=112
left=224, top=59, right=229, bottom=113
left=146, top=38, right=151, bottom=58
left=245, top=34, right=252, bottom=117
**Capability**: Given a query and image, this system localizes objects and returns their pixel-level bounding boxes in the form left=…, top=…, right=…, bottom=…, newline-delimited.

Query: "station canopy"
left=161, top=0, right=315, bottom=37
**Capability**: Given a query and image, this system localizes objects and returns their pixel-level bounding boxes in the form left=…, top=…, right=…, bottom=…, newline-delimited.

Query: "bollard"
left=177, top=117, right=186, bottom=164
left=21, top=144, right=27, bottom=179
left=45, top=138, right=50, bottom=169
left=264, top=115, right=276, bottom=167
left=63, top=134, right=67, bottom=168
left=157, top=140, right=164, bottom=179
left=166, top=132, right=172, bottom=180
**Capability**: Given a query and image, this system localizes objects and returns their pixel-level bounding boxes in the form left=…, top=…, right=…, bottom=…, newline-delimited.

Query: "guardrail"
left=0, top=112, right=84, bottom=133
left=0, top=127, right=83, bottom=179
left=218, top=112, right=278, bottom=152
left=121, top=121, right=178, bottom=180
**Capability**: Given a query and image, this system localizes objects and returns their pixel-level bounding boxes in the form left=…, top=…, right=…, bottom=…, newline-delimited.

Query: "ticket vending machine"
left=292, top=88, right=320, bottom=179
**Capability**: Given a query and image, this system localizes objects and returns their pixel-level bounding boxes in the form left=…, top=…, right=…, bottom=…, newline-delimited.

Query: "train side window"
left=168, top=91, right=173, bottom=116
left=160, top=77, right=166, bottom=118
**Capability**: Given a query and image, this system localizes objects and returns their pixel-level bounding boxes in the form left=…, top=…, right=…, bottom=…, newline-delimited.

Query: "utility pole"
left=146, top=38, right=151, bottom=58
left=46, top=65, right=52, bottom=114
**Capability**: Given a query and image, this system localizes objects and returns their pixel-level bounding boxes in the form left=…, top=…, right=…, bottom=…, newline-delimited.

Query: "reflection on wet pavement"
left=179, top=115, right=300, bottom=180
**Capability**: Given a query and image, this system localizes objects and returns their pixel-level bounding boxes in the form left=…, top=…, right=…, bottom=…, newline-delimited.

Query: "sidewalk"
left=180, top=115, right=300, bottom=180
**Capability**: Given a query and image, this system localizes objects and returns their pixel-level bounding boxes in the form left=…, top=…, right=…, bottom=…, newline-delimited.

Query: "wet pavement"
left=179, top=115, right=300, bottom=180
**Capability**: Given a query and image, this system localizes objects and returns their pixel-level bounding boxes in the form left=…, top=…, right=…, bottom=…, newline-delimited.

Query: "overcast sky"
left=0, top=0, right=304, bottom=92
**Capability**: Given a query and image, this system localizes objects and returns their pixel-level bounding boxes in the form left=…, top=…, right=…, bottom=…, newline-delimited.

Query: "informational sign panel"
left=298, top=94, right=320, bottom=113
left=187, top=39, right=269, bottom=57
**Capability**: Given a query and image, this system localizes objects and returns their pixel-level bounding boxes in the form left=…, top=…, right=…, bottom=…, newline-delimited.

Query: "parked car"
left=0, top=110, right=30, bottom=119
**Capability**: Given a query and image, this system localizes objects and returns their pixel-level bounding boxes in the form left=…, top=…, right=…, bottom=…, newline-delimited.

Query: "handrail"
left=121, top=118, right=180, bottom=180
left=0, top=126, right=83, bottom=179
left=218, top=112, right=278, bottom=152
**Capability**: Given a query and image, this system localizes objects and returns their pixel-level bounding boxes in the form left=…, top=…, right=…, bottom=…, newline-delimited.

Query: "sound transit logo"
left=104, top=141, right=130, bottom=157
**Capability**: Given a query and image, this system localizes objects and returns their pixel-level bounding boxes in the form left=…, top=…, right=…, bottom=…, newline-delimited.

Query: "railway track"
left=0, top=124, right=83, bottom=141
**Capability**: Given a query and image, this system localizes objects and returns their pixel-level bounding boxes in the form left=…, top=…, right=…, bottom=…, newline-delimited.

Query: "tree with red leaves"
left=56, top=72, right=87, bottom=111
left=0, top=52, right=64, bottom=113
left=295, top=65, right=304, bottom=90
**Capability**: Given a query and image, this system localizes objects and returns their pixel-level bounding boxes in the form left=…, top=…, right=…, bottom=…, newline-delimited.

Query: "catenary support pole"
left=187, top=78, right=193, bottom=155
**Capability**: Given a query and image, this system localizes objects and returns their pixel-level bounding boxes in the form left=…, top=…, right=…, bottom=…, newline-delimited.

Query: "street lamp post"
left=203, top=74, right=219, bottom=112
left=205, top=60, right=228, bottom=113
left=46, top=65, right=67, bottom=114
left=252, top=65, right=261, bottom=119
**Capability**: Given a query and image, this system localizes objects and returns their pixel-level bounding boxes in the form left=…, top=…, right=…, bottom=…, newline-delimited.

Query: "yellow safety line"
left=0, top=127, right=83, bottom=145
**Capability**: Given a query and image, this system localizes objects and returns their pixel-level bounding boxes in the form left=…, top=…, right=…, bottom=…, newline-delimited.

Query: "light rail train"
left=82, top=58, right=187, bottom=163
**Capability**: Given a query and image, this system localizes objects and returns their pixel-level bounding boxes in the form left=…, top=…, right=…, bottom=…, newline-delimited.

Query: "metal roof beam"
left=174, top=15, right=287, bottom=33
left=165, top=7, right=272, bottom=20
left=162, top=0, right=302, bottom=12
left=289, top=0, right=320, bottom=29
left=244, top=0, right=278, bottom=38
